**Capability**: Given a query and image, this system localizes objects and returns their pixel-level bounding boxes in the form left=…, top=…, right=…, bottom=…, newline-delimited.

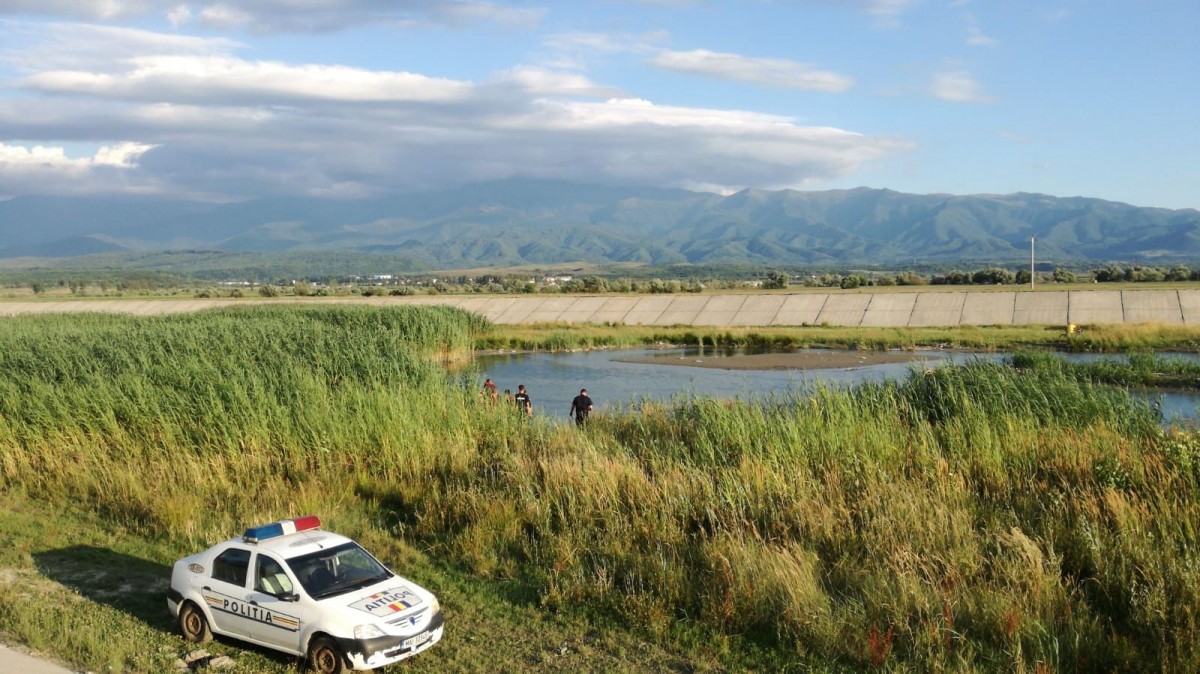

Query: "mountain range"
left=2, top=180, right=1197, bottom=268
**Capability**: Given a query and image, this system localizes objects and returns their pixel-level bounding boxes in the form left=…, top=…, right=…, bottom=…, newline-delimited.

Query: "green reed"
left=1013, top=349, right=1200, bottom=389
left=1, top=308, right=1197, bottom=672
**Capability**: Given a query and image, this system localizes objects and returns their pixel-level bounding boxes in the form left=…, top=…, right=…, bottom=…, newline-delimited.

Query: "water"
left=472, top=347, right=1200, bottom=425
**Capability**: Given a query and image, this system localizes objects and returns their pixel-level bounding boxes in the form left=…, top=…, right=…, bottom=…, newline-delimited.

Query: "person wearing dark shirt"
left=514, top=384, right=532, bottom=417
left=569, top=388, right=594, bottom=427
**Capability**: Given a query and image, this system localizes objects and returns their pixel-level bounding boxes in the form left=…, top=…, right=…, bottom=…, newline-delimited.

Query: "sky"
left=0, top=0, right=1196, bottom=209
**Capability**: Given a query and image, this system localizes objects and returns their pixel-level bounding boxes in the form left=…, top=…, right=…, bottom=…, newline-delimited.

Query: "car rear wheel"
left=308, top=637, right=346, bottom=674
left=179, top=602, right=212, bottom=643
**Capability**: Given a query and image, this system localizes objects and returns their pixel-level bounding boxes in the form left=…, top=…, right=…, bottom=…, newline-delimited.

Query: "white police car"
left=167, top=516, right=443, bottom=673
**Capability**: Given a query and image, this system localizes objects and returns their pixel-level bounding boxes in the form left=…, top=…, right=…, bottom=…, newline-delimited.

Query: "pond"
left=472, top=347, right=1200, bottom=424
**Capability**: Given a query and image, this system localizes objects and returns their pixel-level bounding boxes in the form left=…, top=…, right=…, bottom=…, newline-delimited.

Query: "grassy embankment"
left=2, top=306, right=1199, bottom=672
left=481, top=322, right=1200, bottom=354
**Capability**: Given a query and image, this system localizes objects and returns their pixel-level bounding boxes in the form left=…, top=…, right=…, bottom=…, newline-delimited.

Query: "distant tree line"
left=258, top=263, right=1200, bottom=297
left=1091, top=264, right=1200, bottom=283
left=793, top=264, right=1200, bottom=289
left=11, top=262, right=1200, bottom=300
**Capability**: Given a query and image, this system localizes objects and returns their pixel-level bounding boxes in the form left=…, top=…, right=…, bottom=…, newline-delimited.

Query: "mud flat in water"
left=617, top=350, right=933, bottom=371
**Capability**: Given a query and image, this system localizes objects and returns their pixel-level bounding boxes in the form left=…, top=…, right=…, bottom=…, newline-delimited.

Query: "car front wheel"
left=308, top=637, right=346, bottom=674
left=179, top=602, right=212, bottom=643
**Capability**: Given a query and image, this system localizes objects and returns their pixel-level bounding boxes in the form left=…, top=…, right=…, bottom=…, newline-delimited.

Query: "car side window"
left=255, top=553, right=295, bottom=596
left=212, top=548, right=252, bottom=587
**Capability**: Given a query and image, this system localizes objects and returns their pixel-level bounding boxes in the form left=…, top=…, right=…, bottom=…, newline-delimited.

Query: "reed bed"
left=1013, top=350, right=1200, bottom=389
left=1, top=308, right=1198, bottom=672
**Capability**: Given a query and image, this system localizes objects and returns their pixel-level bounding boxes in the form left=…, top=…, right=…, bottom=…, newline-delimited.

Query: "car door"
left=241, top=552, right=305, bottom=652
left=200, top=546, right=258, bottom=638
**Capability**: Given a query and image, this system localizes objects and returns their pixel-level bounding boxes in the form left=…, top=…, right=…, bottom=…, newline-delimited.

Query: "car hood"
left=326, top=578, right=435, bottom=626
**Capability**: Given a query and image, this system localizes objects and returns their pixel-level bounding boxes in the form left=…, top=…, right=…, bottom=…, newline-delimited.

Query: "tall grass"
left=1013, top=350, right=1200, bottom=389
left=1, top=307, right=1198, bottom=671
left=0, top=305, right=488, bottom=534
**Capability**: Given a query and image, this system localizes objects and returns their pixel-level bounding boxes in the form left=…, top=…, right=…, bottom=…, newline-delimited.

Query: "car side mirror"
left=281, top=593, right=300, bottom=602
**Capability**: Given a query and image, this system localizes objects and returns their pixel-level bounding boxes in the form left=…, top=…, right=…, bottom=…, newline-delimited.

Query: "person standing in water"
left=569, top=388, right=594, bottom=427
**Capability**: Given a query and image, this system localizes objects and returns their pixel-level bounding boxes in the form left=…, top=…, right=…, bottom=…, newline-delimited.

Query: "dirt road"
left=0, top=643, right=75, bottom=674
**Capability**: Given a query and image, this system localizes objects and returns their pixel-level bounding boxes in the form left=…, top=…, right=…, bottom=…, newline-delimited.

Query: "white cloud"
left=0, top=22, right=909, bottom=199
left=24, top=55, right=475, bottom=103
left=542, top=30, right=666, bottom=55
left=92, top=141, right=158, bottom=166
left=648, top=49, right=853, bottom=92
left=495, top=66, right=623, bottom=98
left=0, top=141, right=161, bottom=195
left=451, top=97, right=907, bottom=191
left=197, top=4, right=254, bottom=29
left=0, top=0, right=544, bottom=31
left=0, top=22, right=240, bottom=72
left=0, top=141, right=156, bottom=169
left=931, top=70, right=990, bottom=103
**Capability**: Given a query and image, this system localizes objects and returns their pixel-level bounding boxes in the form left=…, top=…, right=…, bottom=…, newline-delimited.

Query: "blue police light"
left=243, top=522, right=285, bottom=543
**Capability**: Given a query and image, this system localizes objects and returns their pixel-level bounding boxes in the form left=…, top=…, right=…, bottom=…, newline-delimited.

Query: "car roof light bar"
left=243, top=515, right=322, bottom=543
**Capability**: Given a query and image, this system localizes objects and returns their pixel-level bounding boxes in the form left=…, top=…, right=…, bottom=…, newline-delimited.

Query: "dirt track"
left=0, top=643, right=73, bottom=674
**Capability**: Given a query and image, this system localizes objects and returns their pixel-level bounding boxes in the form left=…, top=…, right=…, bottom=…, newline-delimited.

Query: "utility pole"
left=1030, top=236, right=1036, bottom=289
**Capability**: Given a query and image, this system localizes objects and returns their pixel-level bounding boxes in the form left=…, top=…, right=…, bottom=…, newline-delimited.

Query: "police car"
left=167, top=516, right=443, bottom=673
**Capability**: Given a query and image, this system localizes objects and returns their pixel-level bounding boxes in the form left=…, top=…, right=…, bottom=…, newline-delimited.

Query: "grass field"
left=1, top=306, right=1199, bottom=672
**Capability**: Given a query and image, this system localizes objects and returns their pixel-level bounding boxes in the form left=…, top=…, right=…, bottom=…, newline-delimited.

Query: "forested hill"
left=2, top=179, right=1197, bottom=266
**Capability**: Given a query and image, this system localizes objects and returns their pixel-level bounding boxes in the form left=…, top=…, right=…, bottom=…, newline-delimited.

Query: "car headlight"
left=354, top=623, right=386, bottom=640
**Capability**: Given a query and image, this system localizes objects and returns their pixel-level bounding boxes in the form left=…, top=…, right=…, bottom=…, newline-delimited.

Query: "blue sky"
left=0, top=0, right=1196, bottom=209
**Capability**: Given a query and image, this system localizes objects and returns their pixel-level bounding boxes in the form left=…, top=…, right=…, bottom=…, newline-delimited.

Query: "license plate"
left=402, top=632, right=432, bottom=650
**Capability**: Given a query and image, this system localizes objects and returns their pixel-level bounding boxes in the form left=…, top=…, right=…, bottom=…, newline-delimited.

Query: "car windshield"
left=285, top=542, right=393, bottom=600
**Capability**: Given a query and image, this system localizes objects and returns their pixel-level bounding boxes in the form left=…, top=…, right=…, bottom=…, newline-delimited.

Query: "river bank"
left=616, top=350, right=927, bottom=370
left=479, top=321, right=1200, bottom=355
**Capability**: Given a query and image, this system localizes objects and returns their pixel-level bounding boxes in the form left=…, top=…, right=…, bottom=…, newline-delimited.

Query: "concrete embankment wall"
left=1, top=289, right=1199, bottom=327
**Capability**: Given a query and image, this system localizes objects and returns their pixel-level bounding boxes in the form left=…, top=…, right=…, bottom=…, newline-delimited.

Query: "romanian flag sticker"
left=349, top=587, right=421, bottom=617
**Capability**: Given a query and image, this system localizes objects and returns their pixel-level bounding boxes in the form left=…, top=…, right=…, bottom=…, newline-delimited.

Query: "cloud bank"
left=0, top=20, right=908, bottom=199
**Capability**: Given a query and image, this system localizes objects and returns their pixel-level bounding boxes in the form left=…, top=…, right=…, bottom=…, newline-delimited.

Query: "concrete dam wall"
left=3, top=289, right=1200, bottom=327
